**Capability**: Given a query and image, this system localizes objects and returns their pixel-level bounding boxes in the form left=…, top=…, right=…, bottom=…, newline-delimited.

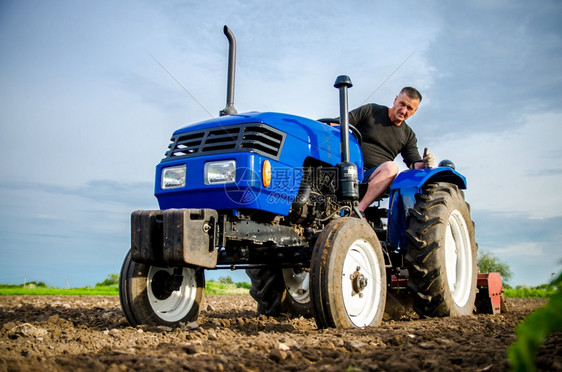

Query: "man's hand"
left=423, top=147, right=435, bottom=168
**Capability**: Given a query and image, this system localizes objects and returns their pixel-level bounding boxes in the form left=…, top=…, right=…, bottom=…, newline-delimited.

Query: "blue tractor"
left=119, top=26, right=478, bottom=329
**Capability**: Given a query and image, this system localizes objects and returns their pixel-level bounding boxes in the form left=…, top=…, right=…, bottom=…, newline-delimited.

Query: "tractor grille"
left=163, top=123, right=286, bottom=161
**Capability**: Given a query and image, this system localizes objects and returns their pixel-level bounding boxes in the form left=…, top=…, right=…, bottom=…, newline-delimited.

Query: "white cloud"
left=486, top=240, right=560, bottom=287
left=491, top=242, right=545, bottom=257
left=426, top=112, right=562, bottom=219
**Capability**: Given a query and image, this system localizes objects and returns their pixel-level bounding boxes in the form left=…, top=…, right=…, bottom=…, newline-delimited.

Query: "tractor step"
left=475, top=272, right=508, bottom=314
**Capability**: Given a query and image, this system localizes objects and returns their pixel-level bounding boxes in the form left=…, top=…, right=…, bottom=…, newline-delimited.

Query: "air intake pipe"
left=334, top=75, right=359, bottom=200
left=220, top=25, right=237, bottom=116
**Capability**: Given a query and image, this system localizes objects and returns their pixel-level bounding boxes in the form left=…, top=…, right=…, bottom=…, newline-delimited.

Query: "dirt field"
left=0, top=295, right=559, bottom=371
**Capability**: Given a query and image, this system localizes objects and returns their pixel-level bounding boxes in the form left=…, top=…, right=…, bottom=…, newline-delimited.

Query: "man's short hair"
left=400, top=87, right=422, bottom=102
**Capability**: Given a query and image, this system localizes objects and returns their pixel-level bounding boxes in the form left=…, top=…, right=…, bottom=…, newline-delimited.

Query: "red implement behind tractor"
left=475, top=272, right=508, bottom=314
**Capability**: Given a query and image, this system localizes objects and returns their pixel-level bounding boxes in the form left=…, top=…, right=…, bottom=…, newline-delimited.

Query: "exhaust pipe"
left=334, top=75, right=359, bottom=201
left=334, top=75, right=353, bottom=163
left=220, top=25, right=237, bottom=116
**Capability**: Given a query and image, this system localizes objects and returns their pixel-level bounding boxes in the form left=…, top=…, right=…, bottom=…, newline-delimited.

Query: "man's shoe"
left=351, top=209, right=366, bottom=219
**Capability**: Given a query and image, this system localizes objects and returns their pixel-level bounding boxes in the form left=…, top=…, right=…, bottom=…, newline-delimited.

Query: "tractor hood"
left=164, top=111, right=362, bottom=171
left=155, top=111, right=364, bottom=215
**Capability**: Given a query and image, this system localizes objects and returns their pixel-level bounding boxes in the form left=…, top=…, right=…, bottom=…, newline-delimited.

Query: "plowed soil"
left=0, top=295, right=559, bottom=371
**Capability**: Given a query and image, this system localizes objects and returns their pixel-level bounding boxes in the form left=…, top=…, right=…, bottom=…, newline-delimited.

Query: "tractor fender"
left=387, top=167, right=467, bottom=250
left=390, top=167, right=467, bottom=191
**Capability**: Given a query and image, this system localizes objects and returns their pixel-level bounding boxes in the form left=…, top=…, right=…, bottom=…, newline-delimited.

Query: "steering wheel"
left=317, top=118, right=363, bottom=145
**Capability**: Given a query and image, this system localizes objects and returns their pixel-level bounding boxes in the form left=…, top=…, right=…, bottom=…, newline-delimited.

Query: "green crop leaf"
left=508, top=272, right=562, bottom=372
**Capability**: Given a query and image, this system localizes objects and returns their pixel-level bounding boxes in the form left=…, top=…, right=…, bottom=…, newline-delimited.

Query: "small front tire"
left=119, top=250, right=205, bottom=327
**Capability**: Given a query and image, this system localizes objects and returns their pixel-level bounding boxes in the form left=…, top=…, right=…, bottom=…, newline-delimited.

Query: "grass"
left=0, top=284, right=119, bottom=296
left=0, top=280, right=250, bottom=296
left=205, top=280, right=250, bottom=295
left=504, top=283, right=559, bottom=298
left=1, top=277, right=556, bottom=298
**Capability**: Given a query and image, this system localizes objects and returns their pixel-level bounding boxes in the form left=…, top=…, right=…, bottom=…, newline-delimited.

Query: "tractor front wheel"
left=119, top=250, right=205, bottom=327
left=310, top=218, right=387, bottom=328
left=405, top=182, right=478, bottom=317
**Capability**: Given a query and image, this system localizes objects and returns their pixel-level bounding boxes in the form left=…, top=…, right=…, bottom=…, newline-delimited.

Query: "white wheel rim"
left=147, top=266, right=198, bottom=322
left=282, top=269, right=310, bottom=304
left=444, top=209, right=473, bottom=307
left=341, top=239, right=383, bottom=327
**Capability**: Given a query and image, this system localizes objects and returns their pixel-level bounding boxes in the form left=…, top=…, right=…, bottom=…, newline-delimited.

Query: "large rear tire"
left=405, top=182, right=478, bottom=317
left=246, top=267, right=312, bottom=317
left=119, top=250, right=205, bottom=327
left=310, top=218, right=386, bottom=329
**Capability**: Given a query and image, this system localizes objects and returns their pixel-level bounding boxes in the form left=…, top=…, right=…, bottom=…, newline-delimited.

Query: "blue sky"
left=1, top=0, right=561, bottom=287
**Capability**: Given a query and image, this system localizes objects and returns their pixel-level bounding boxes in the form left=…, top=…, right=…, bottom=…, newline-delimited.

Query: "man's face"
left=388, top=92, right=420, bottom=125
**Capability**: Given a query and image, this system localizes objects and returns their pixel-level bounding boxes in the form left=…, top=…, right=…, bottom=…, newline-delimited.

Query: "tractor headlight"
left=205, top=160, right=236, bottom=184
left=161, top=164, right=186, bottom=189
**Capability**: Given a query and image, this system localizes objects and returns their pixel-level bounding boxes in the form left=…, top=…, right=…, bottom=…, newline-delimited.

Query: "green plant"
left=95, top=273, right=119, bottom=287
left=26, top=281, right=47, bottom=287
left=504, top=284, right=557, bottom=298
left=236, top=281, right=251, bottom=290
left=478, top=251, right=513, bottom=285
left=508, top=272, right=562, bottom=371
left=218, top=276, right=234, bottom=284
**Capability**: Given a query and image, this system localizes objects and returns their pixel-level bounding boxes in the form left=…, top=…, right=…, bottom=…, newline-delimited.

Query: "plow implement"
left=475, top=272, right=508, bottom=314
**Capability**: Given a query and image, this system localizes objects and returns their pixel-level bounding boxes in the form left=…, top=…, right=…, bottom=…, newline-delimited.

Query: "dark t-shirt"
left=349, top=103, right=421, bottom=169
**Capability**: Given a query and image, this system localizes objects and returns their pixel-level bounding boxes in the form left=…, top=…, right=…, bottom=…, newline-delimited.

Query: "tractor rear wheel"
left=405, top=182, right=478, bottom=317
left=119, top=250, right=205, bottom=327
left=246, top=267, right=312, bottom=317
left=310, top=218, right=386, bottom=328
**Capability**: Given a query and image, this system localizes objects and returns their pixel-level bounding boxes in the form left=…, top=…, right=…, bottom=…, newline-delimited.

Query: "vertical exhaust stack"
left=334, top=75, right=359, bottom=201
left=335, top=75, right=353, bottom=163
left=220, top=25, right=238, bottom=116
